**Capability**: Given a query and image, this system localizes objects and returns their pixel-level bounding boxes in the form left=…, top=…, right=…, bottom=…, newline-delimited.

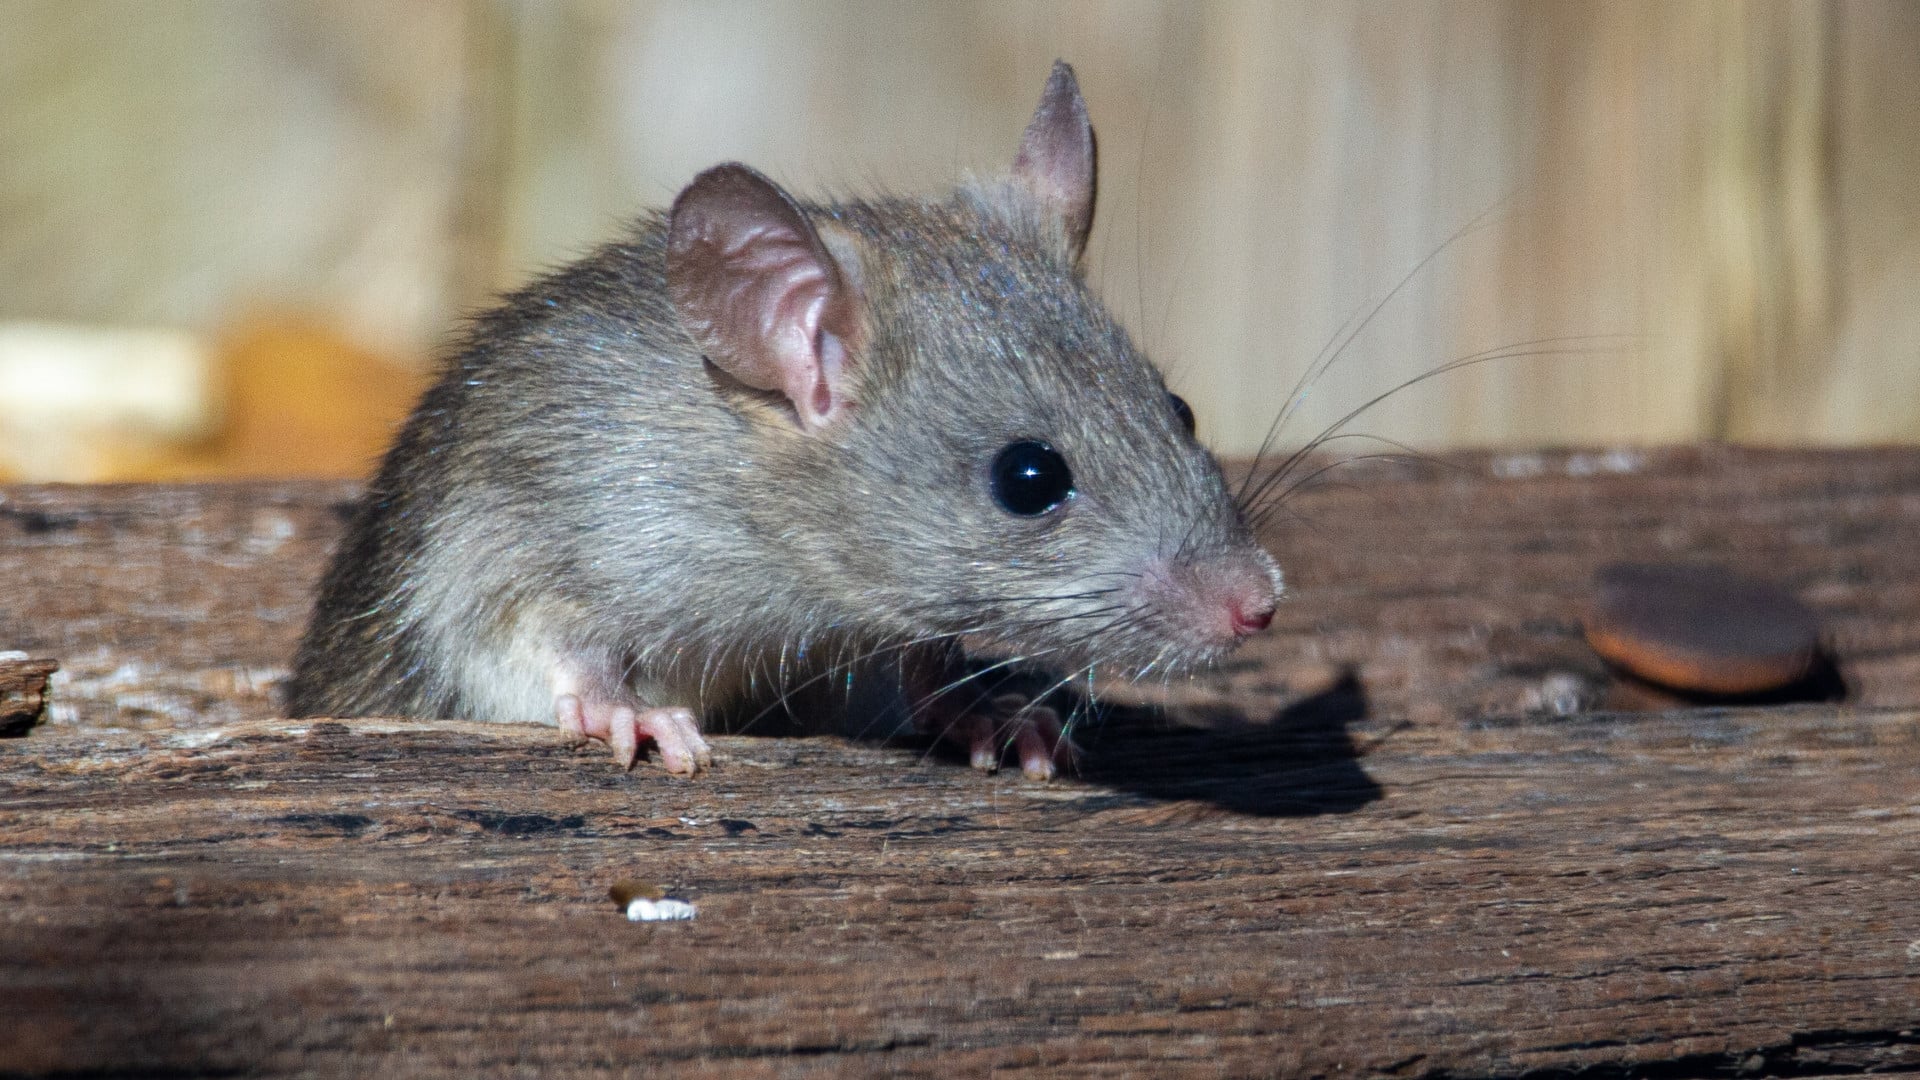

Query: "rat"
left=284, top=61, right=1282, bottom=781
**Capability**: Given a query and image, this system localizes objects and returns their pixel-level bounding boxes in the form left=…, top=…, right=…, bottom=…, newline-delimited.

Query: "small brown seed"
left=1584, top=562, right=1821, bottom=695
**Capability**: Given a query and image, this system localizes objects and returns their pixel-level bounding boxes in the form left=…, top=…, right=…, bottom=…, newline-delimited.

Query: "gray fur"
left=286, top=95, right=1279, bottom=732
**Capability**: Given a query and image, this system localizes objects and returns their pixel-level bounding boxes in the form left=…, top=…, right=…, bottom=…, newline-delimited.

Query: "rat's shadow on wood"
left=740, top=664, right=1383, bottom=818
left=1067, top=671, right=1383, bottom=817
left=873, top=669, right=1384, bottom=818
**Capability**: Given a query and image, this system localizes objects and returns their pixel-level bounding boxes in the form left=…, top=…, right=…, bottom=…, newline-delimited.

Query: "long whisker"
left=1000, top=662, right=1100, bottom=755
left=1242, top=335, right=1640, bottom=514
left=1244, top=434, right=1471, bottom=532
left=734, top=629, right=976, bottom=734
left=903, top=603, right=1160, bottom=745
left=1250, top=333, right=1633, bottom=506
left=1246, top=452, right=1451, bottom=532
left=918, top=587, right=1123, bottom=609
left=1237, top=195, right=1518, bottom=504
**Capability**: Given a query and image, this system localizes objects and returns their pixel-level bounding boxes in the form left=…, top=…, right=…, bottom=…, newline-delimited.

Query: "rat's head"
left=666, top=62, right=1280, bottom=676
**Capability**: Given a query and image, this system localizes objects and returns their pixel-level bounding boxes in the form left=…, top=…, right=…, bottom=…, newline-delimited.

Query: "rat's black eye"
left=991, top=440, right=1075, bottom=517
left=1168, top=393, right=1196, bottom=434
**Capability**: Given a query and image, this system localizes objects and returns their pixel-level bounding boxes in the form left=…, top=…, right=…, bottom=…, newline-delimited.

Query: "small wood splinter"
left=0, top=653, right=61, bottom=737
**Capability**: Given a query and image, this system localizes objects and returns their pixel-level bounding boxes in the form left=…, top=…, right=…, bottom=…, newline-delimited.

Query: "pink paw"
left=553, top=694, right=713, bottom=776
left=949, top=694, right=1078, bottom=781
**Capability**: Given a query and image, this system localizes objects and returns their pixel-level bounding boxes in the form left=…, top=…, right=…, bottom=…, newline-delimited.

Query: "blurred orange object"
left=124, top=315, right=430, bottom=482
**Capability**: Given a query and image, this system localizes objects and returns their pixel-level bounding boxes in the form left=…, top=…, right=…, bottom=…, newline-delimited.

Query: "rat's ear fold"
left=1010, top=60, right=1097, bottom=261
left=667, top=163, right=867, bottom=431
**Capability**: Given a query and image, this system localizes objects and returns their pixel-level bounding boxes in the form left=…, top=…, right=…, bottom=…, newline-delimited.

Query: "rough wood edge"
left=0, top=656, right=59, bottom=737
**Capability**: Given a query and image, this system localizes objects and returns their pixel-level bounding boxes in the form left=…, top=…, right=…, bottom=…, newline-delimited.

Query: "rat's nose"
left=1142, top=545, right=1282, bottom=653
left=1194, top=554, right=1280, bottom=643
left=1230, top=597, right=1275, bottom=637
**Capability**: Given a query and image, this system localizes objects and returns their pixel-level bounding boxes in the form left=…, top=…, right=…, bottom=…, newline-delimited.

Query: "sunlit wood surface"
left=3, top=449, right=1917, bottom=1075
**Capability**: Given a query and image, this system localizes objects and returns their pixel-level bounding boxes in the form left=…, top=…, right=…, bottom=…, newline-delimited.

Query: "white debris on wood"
left=625, top=897, right=697, bottom=922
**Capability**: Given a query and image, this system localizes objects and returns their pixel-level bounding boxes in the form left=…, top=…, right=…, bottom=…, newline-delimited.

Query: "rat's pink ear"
left=1011, top=60, right=1097, bottom=261
left=667, top=163, right=866, bottom=430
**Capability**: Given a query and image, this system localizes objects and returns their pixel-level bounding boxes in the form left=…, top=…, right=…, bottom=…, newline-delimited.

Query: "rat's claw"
left=901, top=644, right=1077, bottom=782
left=959, top=698, right=1076, bottom=781
left=552, top=694, right=711, bottom=775
left=966, top=716, right=1002, bottom=773
left=1013, top=705, right=1075, bottom=781
left=554, top=692, right=592, bottom=746
left=607, top=705, right=642, bottom=769
left=631, top=707, right=711, bottom=776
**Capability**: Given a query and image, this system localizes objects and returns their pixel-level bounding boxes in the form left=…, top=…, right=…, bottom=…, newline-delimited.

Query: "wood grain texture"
left=0, top=480, right=355, bottom=730
left=2, top=450, right=1919, bottom=1075
left=3, top=709, right=1917, bottom=1078
left=7, top=447, right=1920, bottom=734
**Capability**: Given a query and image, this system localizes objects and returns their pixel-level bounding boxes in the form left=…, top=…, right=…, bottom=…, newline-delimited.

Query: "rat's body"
left=286, top=64, right=1281, bottom=778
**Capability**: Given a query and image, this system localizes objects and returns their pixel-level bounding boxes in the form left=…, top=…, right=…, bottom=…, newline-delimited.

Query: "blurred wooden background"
left=2, top=1, right=1916, bottom=481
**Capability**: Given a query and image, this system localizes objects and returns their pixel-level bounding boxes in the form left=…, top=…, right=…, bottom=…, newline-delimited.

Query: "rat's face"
left=663, top=63, right=1279, bottom=679
left=808, top=198, right=1282, bottom=678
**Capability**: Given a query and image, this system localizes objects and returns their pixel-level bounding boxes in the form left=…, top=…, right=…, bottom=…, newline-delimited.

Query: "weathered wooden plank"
left=6, top=447, right=1920, bottom=732
left=1, top=709, right=1916, bottom=1077
left=0, top=479, right=355, bottom=730
left=2, top=448, right=1919, bottom=1076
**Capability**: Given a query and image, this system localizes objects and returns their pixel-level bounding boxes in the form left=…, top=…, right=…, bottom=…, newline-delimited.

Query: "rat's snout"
left=1139, top=545, right=1283, bottom=656
left=1214, top=556, right=1279, bottom=641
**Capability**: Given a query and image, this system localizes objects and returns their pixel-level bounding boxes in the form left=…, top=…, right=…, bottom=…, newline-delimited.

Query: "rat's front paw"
left=948, top=694, right=1078, bottom=781
left=553, top=694, right=714, bottom=775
